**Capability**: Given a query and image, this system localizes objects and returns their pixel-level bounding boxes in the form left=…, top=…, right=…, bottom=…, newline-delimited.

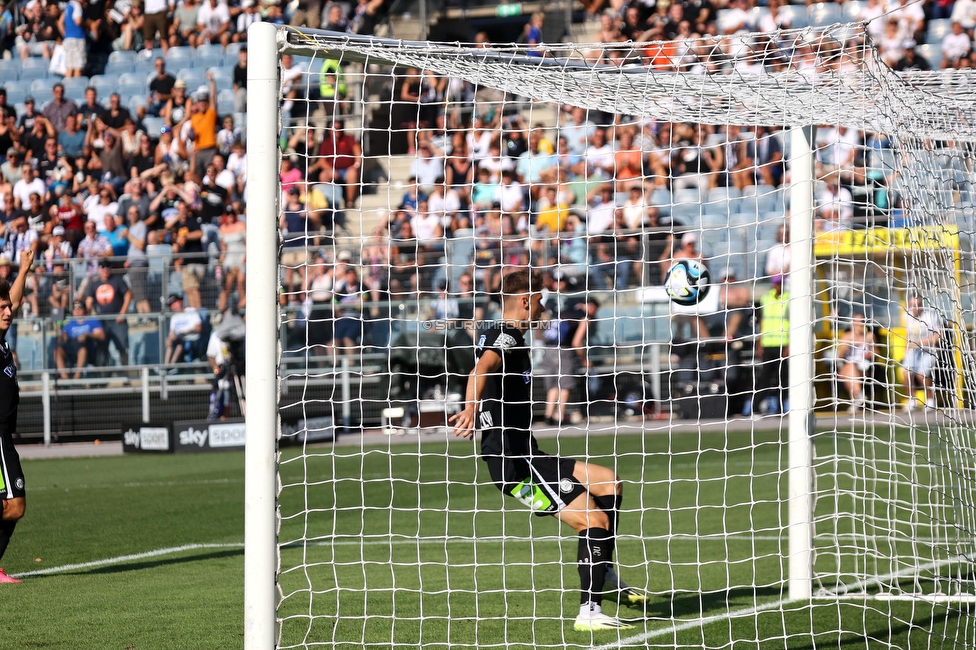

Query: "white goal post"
left=245, top=20, right=976, bottom=649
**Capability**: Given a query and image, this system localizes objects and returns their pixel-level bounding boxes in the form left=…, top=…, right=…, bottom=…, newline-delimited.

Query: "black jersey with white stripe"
left=476, top=324, right=535, bottom=457
left=0, top=339, right=18, bottom=437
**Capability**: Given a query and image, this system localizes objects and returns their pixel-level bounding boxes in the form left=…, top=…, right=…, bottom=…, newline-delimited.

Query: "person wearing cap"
left=892, top=39, right=933, bottom=72
left=753, top=274, right=790, bottom=416
left=16, top=97, right=40, bottom=135
left=85, top=259, right=133, bottom=368
left=45, top=226, right=73, bottom=272
left=162, top=80, right=189, bottom=127
left=164, top=294, right=204, bottom=365
left=178, top=70, right=219, bottom=176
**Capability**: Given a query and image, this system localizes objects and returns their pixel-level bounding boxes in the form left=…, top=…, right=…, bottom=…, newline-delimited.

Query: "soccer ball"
left=664, top=259, right=711, bottom=306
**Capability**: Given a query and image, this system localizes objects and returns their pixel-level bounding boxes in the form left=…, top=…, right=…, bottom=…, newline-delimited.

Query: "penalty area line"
left=11, top=543, right=245, bottom=579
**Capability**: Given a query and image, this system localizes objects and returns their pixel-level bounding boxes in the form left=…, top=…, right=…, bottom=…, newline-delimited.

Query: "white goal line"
left=19, top=535, right=964, bottom=580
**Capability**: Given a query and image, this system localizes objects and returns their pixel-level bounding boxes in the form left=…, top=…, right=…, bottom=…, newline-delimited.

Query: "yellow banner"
left=814, top=226, right=959, bottom=257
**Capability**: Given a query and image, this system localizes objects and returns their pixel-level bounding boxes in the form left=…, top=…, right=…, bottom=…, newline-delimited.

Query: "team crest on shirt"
left=4, top=363, right=14, bottom=379
left=14, top=478, right=23, bottom=490
left=559, top=479, right=574, bottom=494
left=523, top=370, right=531, bottom=384
left=478, top=335, right=486, bottom=349
left=495, top=333, right=517, bottom=350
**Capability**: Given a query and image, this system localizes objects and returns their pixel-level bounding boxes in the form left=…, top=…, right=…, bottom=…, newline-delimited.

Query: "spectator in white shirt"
left=493, top=169, right=524, bottom=213
left=942, top=22, right=972, bottom=68
left=196, top=0, right=231, bottom=47
left=12, top=164, right=46, bottom=210
left=951, top=0, right=976, bottom=30
left=765, top=224, right=791, bottom=278
left=586, top=184, right=616, bottom=236
left=816, top=125, right=860, bottom=183
left=409, top=143, right=445, bottom=194
left=816, top=181, right=854, bottom=230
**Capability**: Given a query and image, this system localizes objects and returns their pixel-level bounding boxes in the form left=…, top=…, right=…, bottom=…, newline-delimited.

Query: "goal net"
left=244, top=21, right=976, bottom=649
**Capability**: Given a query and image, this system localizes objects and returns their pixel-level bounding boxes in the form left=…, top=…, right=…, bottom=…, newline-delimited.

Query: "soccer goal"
left=245, top=21, right=976, bottom=649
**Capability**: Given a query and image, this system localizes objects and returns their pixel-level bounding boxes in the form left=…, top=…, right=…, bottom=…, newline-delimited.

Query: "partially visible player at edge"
left=0, top=250, right=34, bottom=583
left=450, top=269, right=645, bottom=632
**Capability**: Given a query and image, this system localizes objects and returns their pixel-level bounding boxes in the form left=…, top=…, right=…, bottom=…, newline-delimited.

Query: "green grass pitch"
left=0, top=426, right=969, bottom=649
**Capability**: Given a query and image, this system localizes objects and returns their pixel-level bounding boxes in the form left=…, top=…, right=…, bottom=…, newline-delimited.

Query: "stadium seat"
left=19, top=65, right=50, bottom=81
left=118, top=82, right=148, bottom=99
left=0, top=60, right=19, bottom=81
left=166, top=46, right=195, bottom=65
left=108, top=50, right=138, bottom=64
left=177, top=68, right=208, bottom=91
left=225, top=42, right=243, bottom=60
left=99, top=96, right=113, bottom=109
left=670, top=202, right=701, bottom=227
left=775, top=4, right=806, bottom=28
left=133, top=59, right=155, bottom=78
left=673, top=188, right=701, bottom=204
left=105, top=60, right=135, bottom=76
left=64, top=85, right=87, bottom=104
left=917, top=44, right=943, bottom=68
left=209, top=69, right=233, bottom=93
left=142, top=116, right=166, bottom=137
left=194, top=54, right=223, bottom=70
left=927, top=19, right=952, bottom=44
left=29, top=78, right=55, bottom=97
left=842, top=0, right=862, bottom=21
left=90, top=74, right=120, bottom=98
left=127, top=95, right=148, bottom=113
left=217, top=89, right=235, bottom=116
left=4, top=79, right=32, bottom=96
left=807, top=2, right=841, bottom=26
left=62, top=76, right=90, bottom=90
left=117, top=72, right=144, bottom=86
left=4, top=88, right=27, bottom=105
left=12, top=103, right=25, bottom=120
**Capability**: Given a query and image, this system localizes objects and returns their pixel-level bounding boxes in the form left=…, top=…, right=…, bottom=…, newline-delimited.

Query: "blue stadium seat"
left=194, top=54, right=223, bottom=70
left=29, top=78, right=56, bottom=97
left=196, top=43, right=225, bottom=59
left=21, top=57, right=50, bottom=71
left=917, top=43, right=943, bottom=68
left=108, top=50, right=138, bottom=64
left=177, top=68, right=207, bottom=91
left=127, top=95, right=148, bottom=113
left=217, top=89, right=235, bottom=116
left=670, top=202, right=701, bottom=227
left=19, top=66, right=50, bottom=81
left=118, top=82, right=148, bottom=99
left=12, top=103, right=25, bottom=120
left=104, top=60, right=135, bottom=76
left=117, top=72, right=144, bottom=86
left=4, top=79, right=32, bottom=95
left=64, top=85, right=87, bottom=104
left=842, top=0, right=863, bottom=21
left=209, top=69, right=233, bottom=93
left=807, top=2, right=841, bottom=26
left=5, top=89, right=27, bottom=105
left=927, top=19, right=953, bottom=44
left=99, top=96, right=113, bottom=109
left=225, top=42, right=243, bottom=60
left=90, top=73, right=121, bottom=97
left=166, top=46, right=195, bottom=65
left=0, top=60, right=19, bottom=81
left=62, top=76, right=90, bottom=90
left=133, top=60, right=155, bottom=78
left=775, top=4, right=806, bottom=28
left=142, top=116, right=166, bottom=137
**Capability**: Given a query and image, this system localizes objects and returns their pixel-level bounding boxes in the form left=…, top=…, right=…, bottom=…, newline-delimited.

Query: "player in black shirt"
left=0, top=249, right=33, bottom=583
left=451, top=269, right=644, bottom=632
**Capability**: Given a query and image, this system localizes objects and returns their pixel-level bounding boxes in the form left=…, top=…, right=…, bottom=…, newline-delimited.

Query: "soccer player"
left=450, top=269, right=645, bottom=631
left=0, top=249, right=33, bottom=583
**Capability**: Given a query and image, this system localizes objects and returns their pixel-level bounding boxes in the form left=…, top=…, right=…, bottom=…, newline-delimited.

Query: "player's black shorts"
left=484, top=450, right=585, bottom=517
left=0, top=433, right=24, bottom=500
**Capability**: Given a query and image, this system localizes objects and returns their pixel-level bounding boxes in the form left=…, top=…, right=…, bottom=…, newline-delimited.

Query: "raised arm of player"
left=9, top=250, right=34, bottom=313
left=450, top=348, right=502, bottom=439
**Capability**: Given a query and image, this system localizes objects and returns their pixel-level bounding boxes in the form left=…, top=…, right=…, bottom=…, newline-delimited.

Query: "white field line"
left=593, top=555, right=973, bottom=650
left=18, top=535, right=959, bottom=580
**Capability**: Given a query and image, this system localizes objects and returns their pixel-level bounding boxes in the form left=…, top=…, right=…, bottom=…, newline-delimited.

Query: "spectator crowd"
left=0, top=0, right=968, bottom=380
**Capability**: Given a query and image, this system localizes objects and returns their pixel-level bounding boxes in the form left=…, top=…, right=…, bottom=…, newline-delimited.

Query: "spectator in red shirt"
left=311, top=119, right=362, bottom=209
